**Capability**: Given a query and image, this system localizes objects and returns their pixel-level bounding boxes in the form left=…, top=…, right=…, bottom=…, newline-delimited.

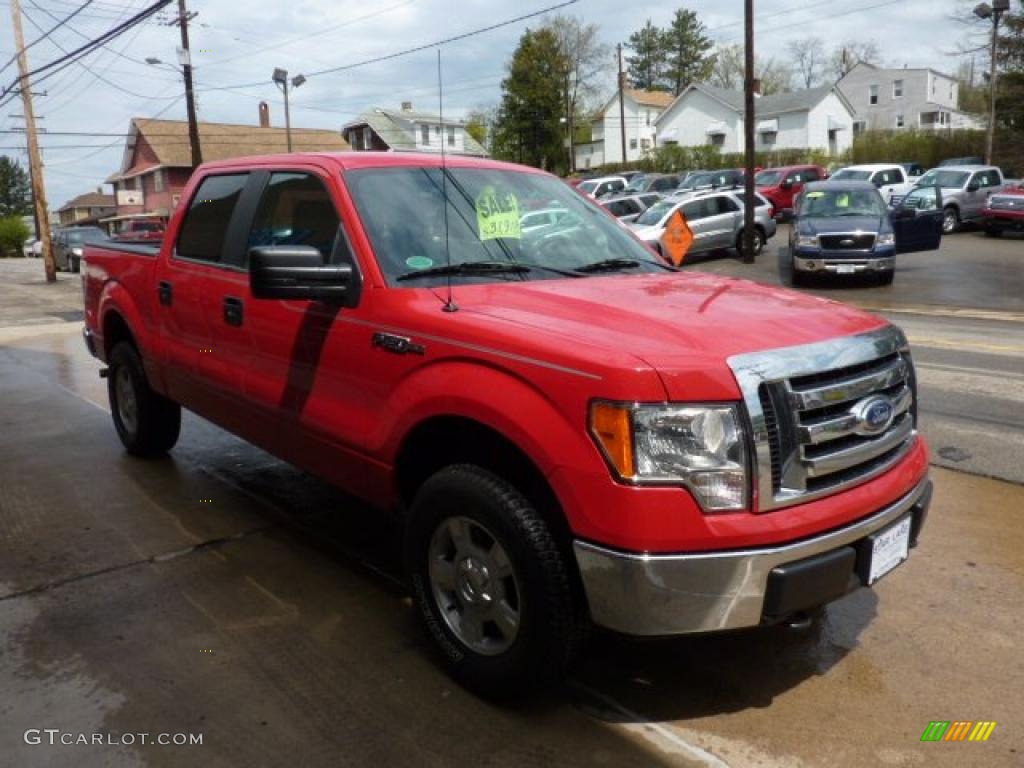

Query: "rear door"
left=893, top=186, right=944, bottom=253
left=155, top=172, right=250, bottom=412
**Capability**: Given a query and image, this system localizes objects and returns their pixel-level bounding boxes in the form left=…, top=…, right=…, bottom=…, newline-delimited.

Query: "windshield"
left=830, top=169, right=871, bottom=181
left=634, top=199, right=677, bottom=226
left=917, top=170, right=969, bottom=188
left=679, top=172, right=719, bottom=189
left=346, top=167, right=669, bottom=286
left=67, top=228, right=109, bottom=243
left=798, top=188, right=886, bottom=218
left=624, top=175, right=648, bottom=193
left=754, top=170, right=783, bottom=186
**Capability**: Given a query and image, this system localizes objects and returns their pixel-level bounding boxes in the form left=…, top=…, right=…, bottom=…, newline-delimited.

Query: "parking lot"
left=1, top=231, right=1022, bottom=767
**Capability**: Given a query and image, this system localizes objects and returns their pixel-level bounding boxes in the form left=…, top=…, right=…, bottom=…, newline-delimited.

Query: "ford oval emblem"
left=840, top=238, right=855, bottom=246
left=853, top=396, right=895, bottom=435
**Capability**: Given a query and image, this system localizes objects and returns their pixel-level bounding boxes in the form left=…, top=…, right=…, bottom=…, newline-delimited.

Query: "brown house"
left=104, top=105, right=350, bottom=224
left=57, top=190, right=115, bottom=226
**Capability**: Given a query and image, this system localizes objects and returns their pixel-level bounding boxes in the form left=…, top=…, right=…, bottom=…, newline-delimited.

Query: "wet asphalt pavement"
left=0, top=253, right=1022, bottom=768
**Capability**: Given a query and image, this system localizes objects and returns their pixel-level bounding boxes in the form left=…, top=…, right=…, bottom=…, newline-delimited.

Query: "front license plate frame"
left=835, top=264, right=857, bottom=275
left=867, top=515, right=912, bottom=585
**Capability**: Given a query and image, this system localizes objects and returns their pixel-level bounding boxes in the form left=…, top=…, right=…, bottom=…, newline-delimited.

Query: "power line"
left=0, top=0, right=172, bottom=104
left=196, top=0, right=580, bottom=93
left=0, top=0, right=94, bottom=75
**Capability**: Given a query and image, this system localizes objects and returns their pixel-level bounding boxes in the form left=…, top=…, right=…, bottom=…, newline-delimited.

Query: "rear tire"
left=108, top=342, right=180, bottom=457
left=736, top=228, right=765, bottom=258
left=405, top=464, right=587, bottom=698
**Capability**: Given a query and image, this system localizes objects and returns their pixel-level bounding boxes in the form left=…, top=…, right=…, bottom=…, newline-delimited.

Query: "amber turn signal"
left=589, top=402, right=636, bottom=479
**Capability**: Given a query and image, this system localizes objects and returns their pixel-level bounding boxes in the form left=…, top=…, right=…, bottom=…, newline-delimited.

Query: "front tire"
left=876, top=270, right=895, bottom=286
left=942, top=206, right=960, bottom=234
left=984, top=226, right=1002, bottom=238
left=405, top=464, right=586, bottom=698
left=108, top=342, right=180, bottom=457
left=70, top=256, right=80, bottom=273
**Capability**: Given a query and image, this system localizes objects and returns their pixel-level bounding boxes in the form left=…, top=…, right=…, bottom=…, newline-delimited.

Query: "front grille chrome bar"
left=729, top=326, right=917, bottom=512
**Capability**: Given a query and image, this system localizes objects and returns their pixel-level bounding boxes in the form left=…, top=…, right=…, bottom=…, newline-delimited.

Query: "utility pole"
left=742, top=0, right=756, bottom=264
left=617, top=43, right=627, bottom=166
left=9, top=0, right=56, bottom=282
left=174, top=0, right=202, bottom=167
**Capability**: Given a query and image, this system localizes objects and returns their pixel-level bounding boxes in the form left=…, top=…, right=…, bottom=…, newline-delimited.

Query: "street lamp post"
left=974, top=0, right=1010, bottom=166
left=272, top=68, right=306, bottom=153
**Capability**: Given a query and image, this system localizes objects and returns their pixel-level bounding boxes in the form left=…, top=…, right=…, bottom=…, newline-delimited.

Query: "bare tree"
left=830, top=40, right=881, bottom=81
left=711, top=44, right=793, bottom=95
left=788, top=37, right=826, bottom=89
left=546, top=15, right=611, bottom=116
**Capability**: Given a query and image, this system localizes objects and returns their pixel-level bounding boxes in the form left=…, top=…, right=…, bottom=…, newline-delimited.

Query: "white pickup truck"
left=829, top=164, right=919, bottom=206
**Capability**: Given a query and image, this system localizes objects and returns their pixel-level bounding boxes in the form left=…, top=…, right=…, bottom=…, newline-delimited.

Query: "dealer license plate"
left=836, top=265, right=857, bottom=275
left=868, top=517, right=912, bottom=585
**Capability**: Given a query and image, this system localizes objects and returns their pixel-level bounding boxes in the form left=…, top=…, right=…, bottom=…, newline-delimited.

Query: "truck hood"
left=458, top=272, right=887, bottom=397
left=798, top=216, right=888, bottom=236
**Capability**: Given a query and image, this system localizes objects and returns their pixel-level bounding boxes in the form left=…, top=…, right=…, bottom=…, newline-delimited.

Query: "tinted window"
left=682, top=200, right=710, bottom=221
left=247, top=172, right=342, bottom=262
left=640, top=194, right=662, bottom=208
left=918, top=169, right=969, bottom=188
left=713, top=195, right=740, bottom=213
left=754, top=170, right=783, bottom=186
left=803, top=169, right=821, bottom=181
left=177, top=174, right=248, bottom=263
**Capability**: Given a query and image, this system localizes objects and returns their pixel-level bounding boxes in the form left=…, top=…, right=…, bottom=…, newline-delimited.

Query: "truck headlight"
left=71, top=247, right=83, bottom=256
left=795, top=234, right=818, bottom=247
left=876, top=232, right=895, bottom=246
left=589, top=402, right=749, bottom=511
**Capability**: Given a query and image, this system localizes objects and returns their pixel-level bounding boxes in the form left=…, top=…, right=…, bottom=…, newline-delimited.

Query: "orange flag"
left=661, top=209, right=693, bottom=266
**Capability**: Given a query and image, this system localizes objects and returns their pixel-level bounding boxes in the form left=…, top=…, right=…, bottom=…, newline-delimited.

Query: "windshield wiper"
left=573, top=258, right=643, bottom=273
left=396, top=260, right=531, bottom=281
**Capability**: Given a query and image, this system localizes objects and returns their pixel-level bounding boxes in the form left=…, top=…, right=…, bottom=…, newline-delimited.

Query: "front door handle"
left=158, top=281, right=172, bottom=306
left=223, top=296, right=244, bottom=327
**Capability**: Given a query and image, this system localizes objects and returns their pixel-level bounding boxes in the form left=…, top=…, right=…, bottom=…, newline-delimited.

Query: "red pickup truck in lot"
left=83, top=152, right=931, bottom=696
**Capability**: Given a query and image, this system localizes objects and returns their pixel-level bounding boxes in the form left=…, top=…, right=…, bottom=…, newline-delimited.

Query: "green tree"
left=0, top=156, right=32, bottom=218
left=491, top=27, right=568, bottom=171
left=0, top=216, right=30, bottom=257
left=626, top=20, right=665, bottom=90
left=661, top=8, right=715, bottom=95
left=464, top=108, right=490, bottom=149
left=995, top=1, right=1024, bottom=131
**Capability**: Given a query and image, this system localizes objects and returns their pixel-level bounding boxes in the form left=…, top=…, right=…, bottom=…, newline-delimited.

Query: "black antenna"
left=438, top=48, right=457, bottom=313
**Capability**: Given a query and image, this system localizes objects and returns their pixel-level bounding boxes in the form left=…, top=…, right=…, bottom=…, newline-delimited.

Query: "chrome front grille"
left=729, top=327, right=918, bottom=512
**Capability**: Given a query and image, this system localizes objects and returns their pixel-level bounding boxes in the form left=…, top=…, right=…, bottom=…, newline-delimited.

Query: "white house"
left=574, top=88, right=675, bottom=169
left=837, top=62, right=984, bottom=133
left=654, top=83, right=857, bottom=156
left=341, top=102, right=487, bottom=156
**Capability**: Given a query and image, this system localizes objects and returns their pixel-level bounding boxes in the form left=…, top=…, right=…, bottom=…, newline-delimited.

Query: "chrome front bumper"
left=794, top=254, right=895, bottom=273
left=574, top=477, right=930, bottom=636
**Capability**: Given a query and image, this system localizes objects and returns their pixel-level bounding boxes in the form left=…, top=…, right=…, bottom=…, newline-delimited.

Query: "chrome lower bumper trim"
left=794, top=255, right=895, bottom=273
left=574, top=477, right=929, bottom=636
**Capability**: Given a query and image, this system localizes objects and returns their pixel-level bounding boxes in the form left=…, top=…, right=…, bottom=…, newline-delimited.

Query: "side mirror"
left=249, top=245, right=351, bottom=302
left=967, top=182, right=980, bottom=192
left=780, top=180, right=793, bottom=191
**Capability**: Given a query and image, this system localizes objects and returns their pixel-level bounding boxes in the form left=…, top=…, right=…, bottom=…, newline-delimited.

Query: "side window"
left=982, top=171, right=1000, bottom=188
left=714, top=196, right=740, bottom=214
left=247, top=172, right=342, bottom=263
left=641, top=194, right=662, bottom=208
left=606, top=201, right=626, bottom=217
left=176, top=174, right=249, bottom=263
left=610, top=179, right=625, bottom=192
left=624, top=199, right=642, bottom=214
left=682, top=201, right=708, bottom=221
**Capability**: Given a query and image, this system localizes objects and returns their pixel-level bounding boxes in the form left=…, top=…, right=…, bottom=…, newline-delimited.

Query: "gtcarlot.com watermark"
left=24, top=729, right=202, bottom=746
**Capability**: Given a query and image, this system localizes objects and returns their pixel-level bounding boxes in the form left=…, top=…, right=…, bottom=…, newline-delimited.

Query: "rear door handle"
left=223, top=296, right=244, bottom=327
left=158, top=281, right=172, bottom=306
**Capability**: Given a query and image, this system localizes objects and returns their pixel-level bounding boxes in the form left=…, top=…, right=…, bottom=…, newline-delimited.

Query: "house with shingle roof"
left=57, top=190, right=115, bottom=226
left=104, top=105, right=350, bottom=221
left=653, top=83, right=856, bottom=156
left=575, top=88, right=676, bottom=169
left=341, top=102, right=487, bottom=156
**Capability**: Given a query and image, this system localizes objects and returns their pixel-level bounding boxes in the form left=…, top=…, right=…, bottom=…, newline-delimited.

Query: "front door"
left=893, top=186, right=944, bottom=253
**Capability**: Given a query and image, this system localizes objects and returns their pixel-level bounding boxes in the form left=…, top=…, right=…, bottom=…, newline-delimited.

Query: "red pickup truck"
left=83, top=152, right=931, bottom=696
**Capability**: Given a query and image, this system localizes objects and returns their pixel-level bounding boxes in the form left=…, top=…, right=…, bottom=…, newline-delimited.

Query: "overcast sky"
left=0, top=0, right=985, bottom=207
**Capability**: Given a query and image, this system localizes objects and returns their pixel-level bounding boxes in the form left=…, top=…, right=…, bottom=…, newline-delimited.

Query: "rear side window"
left=803, top=168, right=821, bottom=182
left=713, top=195, right=740, bottom=214
left=247, top=172, right=342, bottom=262
left=176, top=174, right=248, bottom=263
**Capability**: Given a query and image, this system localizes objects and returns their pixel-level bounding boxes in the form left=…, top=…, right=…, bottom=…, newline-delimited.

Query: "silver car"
left=628, top=190, right=776, bottom=259
left=599, top=193, right=664, bottom=224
